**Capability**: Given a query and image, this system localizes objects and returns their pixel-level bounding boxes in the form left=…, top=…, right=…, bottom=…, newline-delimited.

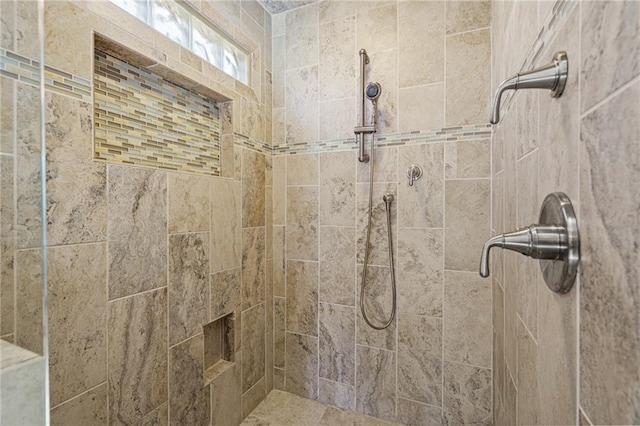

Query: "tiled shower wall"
left=492, top=0, right=640, bottom=424
left=271, top=1, right=494, bottom=424
left=2, top=0, right=274, bottom=424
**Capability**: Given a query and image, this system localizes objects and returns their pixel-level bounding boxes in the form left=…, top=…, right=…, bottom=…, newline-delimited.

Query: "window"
left=110, top=0, right=250, bottom=84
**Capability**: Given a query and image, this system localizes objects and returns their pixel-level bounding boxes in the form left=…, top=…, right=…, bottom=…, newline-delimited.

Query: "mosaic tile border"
left=0, top=48, right=92, bottom=103
left=94, top=50, right=221, bottom=176
left=272, top=124, right=492, bottom=156
left=500, top=0, right=578, bottom=116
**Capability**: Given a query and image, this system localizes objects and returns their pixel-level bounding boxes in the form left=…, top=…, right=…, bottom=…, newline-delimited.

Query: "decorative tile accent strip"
left=272, top=124, right=492, bottom=156
left=0, top=48, right=92, bottom=103
left=500, top=0, right=578, bottom=117
left=94, top=50, right=221, bottom=175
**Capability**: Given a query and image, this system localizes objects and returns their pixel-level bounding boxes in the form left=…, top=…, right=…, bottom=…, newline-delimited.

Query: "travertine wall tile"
left=211, top=267, right=241, bottom=320
left=355, top=345, right=396, bottom=421
left=319, top=16, right=355, bottom=101
left=242, top=227, right=266, bottom=310
left=356, top=3, right=397, bottom=54
left=319, top=226, right=355, bottom=306
left=286, top=186, right=318, bottom=261
left=319, top=98, right=356, bottom=141
left=168, top=232, right=209, bottom=346
left=398, top=83, right=445, bottom=132
left=168, top=173, right=210, bottom=234
left=50, top=385, right=107, bottom=426
left=357, top=265, right=396, bottom=351
left=211, top=179, right=241, bottom=272
left=285, top=332, right=318, bottom=399
left=169, top=334, right=210, bottom=425
left=356, top=182, right=397, bottom=266
left=108, top=288, right=167, bottom=424
left=319, top=151, right=356, bottom=226
left=318, top=379, right=356, bottom=411
left=286, top=260, right=318, bottom=336
left=242, top=150, right=266, bottom=228
left=398, top=314, right=442, bottom=406
left=443, top=271, right=491, bottom=368
left=287, top=153, right=318, bottom=185
left=319, top=302, right=355, bottom=385
left=397, top=398, right=442, bottom=426
left=446, top=1, right=491, bottom=35
left=445, top=139, right=491, bottom=179
left=443, top=361, right=491, bottom=425
left=285, top=4, right=318, bottom=70
left=107, top=165, right=167, bottom=300
left=445, top=28, right=491, bottom=126
left=211, top=363, right=242, bottom=426
left=285, top=66, right=319, bottom=144
left=241, top=303, right=266, bottom=393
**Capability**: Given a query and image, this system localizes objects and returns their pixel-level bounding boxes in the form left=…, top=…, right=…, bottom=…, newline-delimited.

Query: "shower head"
left=366, top=82, right=382, bottom=102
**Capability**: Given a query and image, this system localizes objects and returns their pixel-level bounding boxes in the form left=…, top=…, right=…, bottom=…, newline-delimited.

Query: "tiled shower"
left=0, top=1, right=638, bottom=426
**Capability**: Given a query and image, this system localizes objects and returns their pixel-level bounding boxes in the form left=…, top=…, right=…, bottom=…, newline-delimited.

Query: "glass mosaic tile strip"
left=94, top=50, right=221, bottom=176
left=0, top=48, right=92, bottom=103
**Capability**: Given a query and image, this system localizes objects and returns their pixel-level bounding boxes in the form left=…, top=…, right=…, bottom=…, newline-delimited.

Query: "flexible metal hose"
left=360, top=119, right=397, bottom=330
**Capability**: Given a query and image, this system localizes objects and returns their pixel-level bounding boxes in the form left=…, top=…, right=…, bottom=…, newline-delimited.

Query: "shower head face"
left=366, top=82, right=382, bottom=101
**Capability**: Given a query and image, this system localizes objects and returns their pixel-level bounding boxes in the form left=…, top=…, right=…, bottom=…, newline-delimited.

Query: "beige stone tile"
left=45, top=94, right=107, bottom=246
left=108, top=288, right=167, bottom=424
left=169, top=334, right=210, bottom=425
left=446, top=0, right=491, bottom=35
left=107, top=165, right=167, bottom=300
left=356, top=3, right=397, bottom=54
left=211, top=362, right=242, bottom=426
left=167, top=173, right=209, bottom=234
left=274, top=368, right=285, bottom=390
left=272, top=107, right=285, bottom=145
left=445, top=139, right=491, bottom=179
left=319, top=405, right=396, bottom=426
left=169, top=233, right=209, bottom=345
left=273, top=226, right=285, bottom=296
left=211, top=267, right=241, bottom=320
left=242, top=303, right=266, bottom=393
left=443, top=271, right=491, bottom=368
left=51, top=383, right=107, bottom=426
left=516, top=90, right=539, bottom=160
left=272, top=156, right=286, bottom=226
left=444, top=179, right=490, bottom=271
left=272, top=35, right=285, bottom=109
left=357, top=147, right=397, bottom=183
left=15, top=249, right=43, bottom=355
left=44, top=2, right=95, bottom=78
left=285, top=332, right=318, bottom=399
left=286, top=260, right=318, bottom=336
left=442, top=361, right=491, bottom=424
left=319, top=302, right=355, bottom=385
left=242, top=377, right=266, bottom=418
left=286, top=186, right=318, bottom=261
left=241, top=414, right=270, bottom=425
left=579, top=408, right=593, bottom=426
left=285, top=3, right=318, bottom=69
left=0, top=77, right=14, bottom=155
left=581, top=1, right=640, bottom=112
left=503, top=371, right=516, bottom=425
left=211, top=178, right=241, bottom=272
left=398, top=1, right=445, bottom=88
left=355, top=345, right=395, bottom=421
left=397, top=228, right=443, bottom=317
left=357, top=265, right=396, bottom=351
left=492, top=280, right=505, bottom=400
left=398, top=83, right=445, bottom=132
left=0, top=1, right=15, bottom=51
left=0, top=156, right=15, bottom=336
left=251, top=389, right=327, bottom=425
left=48, top=243, right=107, bottom=407
left=397, top=398, right=442, bottom=426
left=320, top=1, right=356, bottom=23
left=579, top=79, right=640, bottom=425
left=445, top=29, right=491, bottom=126
left=319, top=151, right=356, bottom=226
left=241, top=98, right=266, bottom=141
left=319, top=16, right=356, bottom=101
left=517, top=318, right=539, bottom=425
left=242, top=227, right=266, bottom=310
left=398, top=143, right=444, bottom=228
left=287, top=153, right=318, bottom=185
left=274, top=297, right=285, bottom=369
left=242, top=150, right=266, bottom=228
left=318, top=379, right=356, bottom=411
left=503, top=250, right=518, bottom=379
left=398, top=314, right=442, bottom=406
left=319, top=98, right=356, bottom=140
left=538, top=14, right=580, bottom=205
left=286, top=66, right=319, bottom=144
left=319, top=226, right=355, bottom=306
left=356, top=182, right=397, bottom=266
left=15, top=84, right=43, bottom=249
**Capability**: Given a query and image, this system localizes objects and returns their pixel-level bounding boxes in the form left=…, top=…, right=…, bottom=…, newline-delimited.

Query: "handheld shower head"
left=366, top=82, right=382, bottom=102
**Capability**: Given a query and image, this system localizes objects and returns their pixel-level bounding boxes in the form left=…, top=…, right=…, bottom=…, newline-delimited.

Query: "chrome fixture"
left=479, top=192, right=580, bottom=294
left=406, top=164, right=423, bottom=187
left=356, top=49, right=396, bottom=329
left=490, top=51, right=568, bottom=124
left=354, top=49, right=378, bottom=163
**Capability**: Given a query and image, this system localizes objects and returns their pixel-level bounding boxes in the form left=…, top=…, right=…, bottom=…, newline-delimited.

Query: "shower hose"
left=360, top=129, right=397, bottom=330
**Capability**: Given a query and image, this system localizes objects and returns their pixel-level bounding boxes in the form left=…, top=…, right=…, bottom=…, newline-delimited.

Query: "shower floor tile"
left=242, top=390, right=400, bottom=425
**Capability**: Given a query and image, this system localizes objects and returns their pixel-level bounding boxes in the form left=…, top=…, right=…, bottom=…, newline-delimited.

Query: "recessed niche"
left=203, top=312, right=235, bottom=385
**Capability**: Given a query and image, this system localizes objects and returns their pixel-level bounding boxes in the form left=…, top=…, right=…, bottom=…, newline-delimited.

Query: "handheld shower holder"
left=490, top=51, right=568, bottom=124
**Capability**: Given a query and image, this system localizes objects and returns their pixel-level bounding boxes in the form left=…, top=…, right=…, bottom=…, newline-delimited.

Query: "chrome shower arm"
left=490, top=51, right=568, bottom=124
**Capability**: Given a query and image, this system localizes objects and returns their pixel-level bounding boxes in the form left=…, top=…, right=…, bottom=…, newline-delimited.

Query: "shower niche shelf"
left=203, top=312, right=236, bottom=386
